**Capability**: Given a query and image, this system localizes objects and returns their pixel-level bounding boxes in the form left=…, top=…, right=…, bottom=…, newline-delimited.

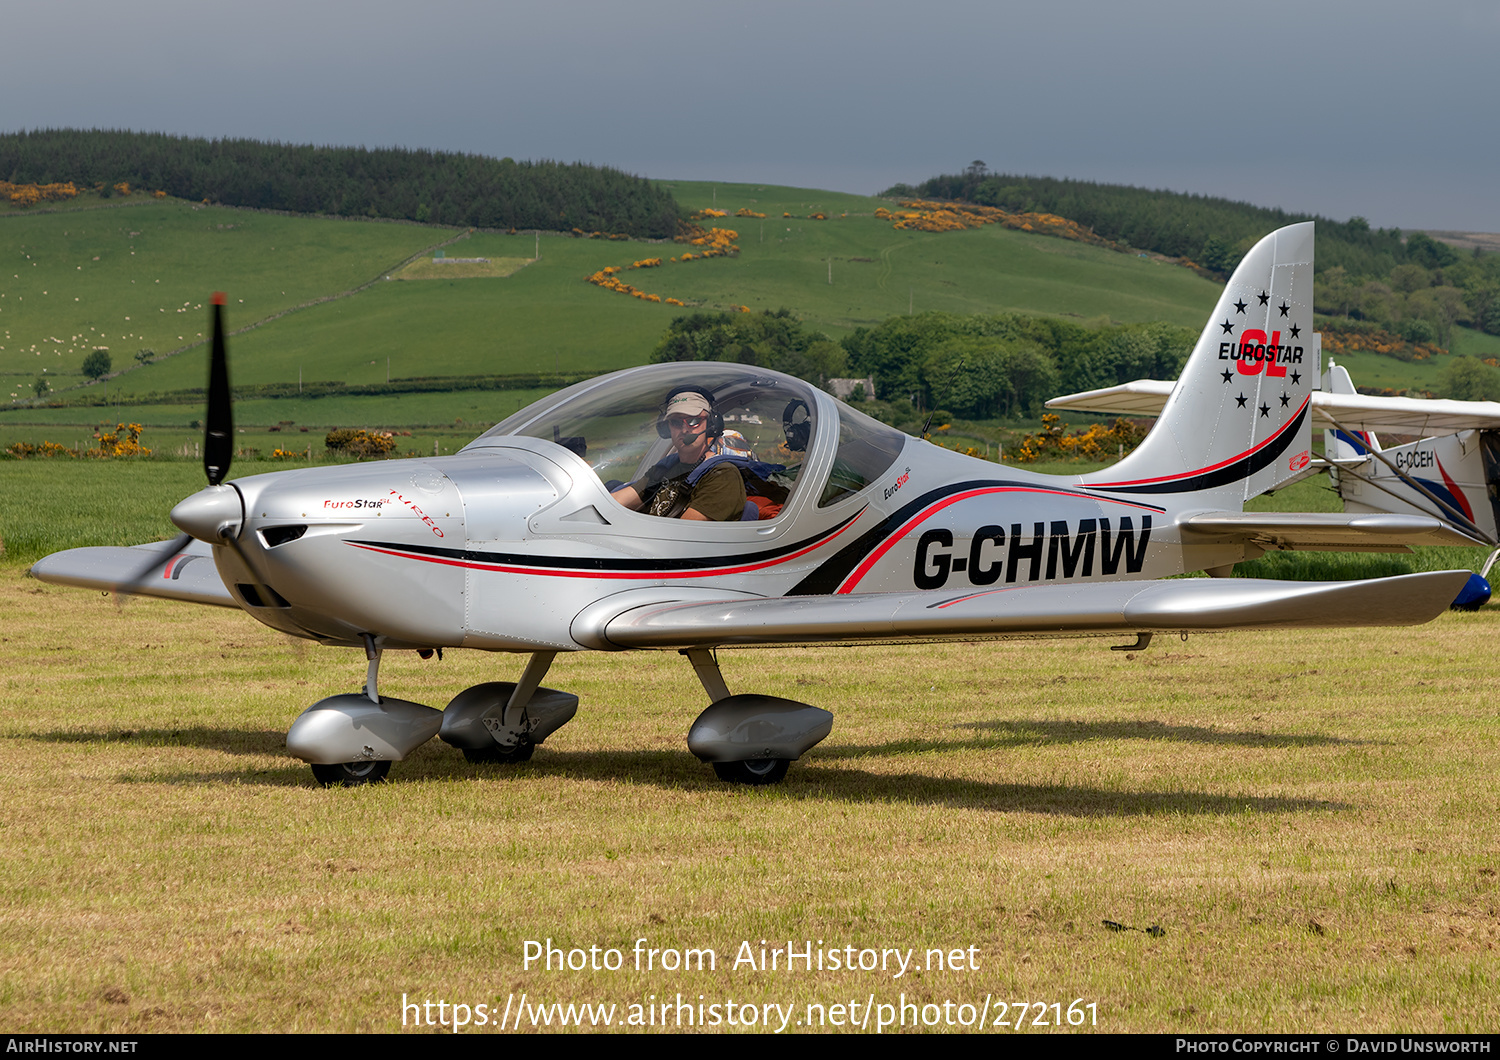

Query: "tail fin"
left=1322, top=359, right=1379, bottom=457
left=1084, top=222, right=1320, bottom=506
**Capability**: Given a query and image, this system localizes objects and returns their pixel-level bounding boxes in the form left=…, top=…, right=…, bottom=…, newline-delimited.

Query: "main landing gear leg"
left=684, top=648, right=730, bottom=703
left=362, top=633, right=381, bottom=704
left=477, top=651, right=557, bottom=763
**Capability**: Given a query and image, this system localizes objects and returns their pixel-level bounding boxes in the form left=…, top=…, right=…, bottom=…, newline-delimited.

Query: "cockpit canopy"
left=472, top=362, right=907, bottom=512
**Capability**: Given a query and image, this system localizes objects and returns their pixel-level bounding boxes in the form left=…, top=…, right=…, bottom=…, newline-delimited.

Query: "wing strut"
left=1324, top=413, right=1497, bottom=546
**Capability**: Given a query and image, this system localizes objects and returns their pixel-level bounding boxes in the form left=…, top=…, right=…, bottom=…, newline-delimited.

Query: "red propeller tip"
left=212, top=292, right=227, bottom=305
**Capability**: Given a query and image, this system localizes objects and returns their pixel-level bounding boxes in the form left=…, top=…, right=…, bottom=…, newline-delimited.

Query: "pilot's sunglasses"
left=666, top=415, right=706, bottom=431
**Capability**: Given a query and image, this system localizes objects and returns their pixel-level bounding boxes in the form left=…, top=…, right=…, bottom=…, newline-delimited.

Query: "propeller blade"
left=203, top=293, right=233, bottom=486
left=112, top=531, right=194, bottom=603
left=218, top=525, right=282, bottom=609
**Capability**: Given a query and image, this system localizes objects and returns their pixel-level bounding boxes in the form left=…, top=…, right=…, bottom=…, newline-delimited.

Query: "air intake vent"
left=237, top=583, right=291, bottom=608
left=260, top=525, right=307, bottom=547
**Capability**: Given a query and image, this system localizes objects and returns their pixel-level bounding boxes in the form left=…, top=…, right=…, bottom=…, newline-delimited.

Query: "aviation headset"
left=781, top=399, right=811, bottom=452
left=656, top=384, right=723, bottom=440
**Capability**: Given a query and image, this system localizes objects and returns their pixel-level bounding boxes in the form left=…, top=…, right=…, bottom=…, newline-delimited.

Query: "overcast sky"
left=4, top=0, right=1497, bottom=231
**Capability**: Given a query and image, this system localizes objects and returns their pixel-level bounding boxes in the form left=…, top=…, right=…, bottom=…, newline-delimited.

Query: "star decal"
left=1236, top=393, right=1248, bottom=408
left=1280, top=392, right=1290, bottom=408
left=1221, top=369, right=1233, bottom=383
left=1290, top=370, right=1301, bottom=386
left=1259, top=402, right=1271, bottom=418
left=1289, top=323, right=1300, bottom=338
left=1278, top=301, right=1290, bottom=317
left=1220, top=319, right=1235, bottom=335
left=1233, top=299, right=1247, bottom=314
left=1258, top=290, right=1270, bottom=306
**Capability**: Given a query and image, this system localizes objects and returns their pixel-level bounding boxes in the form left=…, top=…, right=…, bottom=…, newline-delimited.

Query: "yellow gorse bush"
left=883, top=199, right=1120, bottom=252
left=5, top=440, right=75, bottom=458
left=1, top=181, right=79, bottom=207
left=1319, top=325, right=1443, bottom=361
left=584, top=223, right=743, bottom=305
left=94, top=423, right=151, bottom=458
left=1007, top=414, right=1146, bottom=464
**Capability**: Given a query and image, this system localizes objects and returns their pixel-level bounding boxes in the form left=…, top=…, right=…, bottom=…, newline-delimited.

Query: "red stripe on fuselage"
left=344, top=514, right=864, bottom=580
left=1088, top=395, right=1310, bottom=488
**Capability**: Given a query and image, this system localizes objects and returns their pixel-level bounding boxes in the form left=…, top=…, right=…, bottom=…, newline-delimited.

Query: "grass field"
left=394, top=257, right=533, bottom=281
left=2, top=556, right=1498, bottom=1032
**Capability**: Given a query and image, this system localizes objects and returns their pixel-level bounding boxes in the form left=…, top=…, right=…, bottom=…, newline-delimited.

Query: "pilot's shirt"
left=628, top=459, right=746, bottom=521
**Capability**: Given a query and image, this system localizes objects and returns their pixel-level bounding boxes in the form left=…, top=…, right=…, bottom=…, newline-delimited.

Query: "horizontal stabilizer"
left=1048, top=380, right=1500, bottom=436
left=1179, top=510, right=1486, bottom=551
left=1046, top=379, right=1175, bottom=418
left=29, top=540, right=238, bottom=608
left=594, top=571, right=1471, bottom=649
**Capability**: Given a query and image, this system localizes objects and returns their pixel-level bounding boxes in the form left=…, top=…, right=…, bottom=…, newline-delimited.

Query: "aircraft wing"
left=29, top=539, right=239, bottom=608
left=581, top=571, right=1470, bottom=650
left=1178, top=511, right=1487, bottom=551
left=1047, top=381, right=1500, bottom=435
left=1306, top=391, right=1500, bottom=434
left=1045, top=379, right=1176, bottom=418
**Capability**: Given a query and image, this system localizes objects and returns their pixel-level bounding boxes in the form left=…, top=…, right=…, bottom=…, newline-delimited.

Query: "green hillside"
left=1, top=184, right=1225, bottom=427
left=0, top=198, right=440, bottom=398
left=659, top=181, right=1220, bottom=330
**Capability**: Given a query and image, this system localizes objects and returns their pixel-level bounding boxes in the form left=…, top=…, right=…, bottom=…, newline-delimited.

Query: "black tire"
left=712, top=758, right=790, bottom=786
left=311, top=760, right=390, bottom=787
left=462, top=740, right=535, bottom=765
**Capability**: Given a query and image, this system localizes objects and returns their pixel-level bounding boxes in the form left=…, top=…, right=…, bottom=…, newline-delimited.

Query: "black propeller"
left=204, top=292, right=233, bottom=486
left=116, top=294, right=236, bottom=597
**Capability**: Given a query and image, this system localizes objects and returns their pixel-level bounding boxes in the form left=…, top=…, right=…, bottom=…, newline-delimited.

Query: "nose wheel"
left=310, top=760, right=391, bottom=786
left=462, top=740, right=535, bottom=764
left=711, top=759, right=789, bottom=786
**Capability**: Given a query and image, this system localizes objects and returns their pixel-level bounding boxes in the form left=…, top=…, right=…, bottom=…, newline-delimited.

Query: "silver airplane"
left=30, top=223, right=1481, bottom=786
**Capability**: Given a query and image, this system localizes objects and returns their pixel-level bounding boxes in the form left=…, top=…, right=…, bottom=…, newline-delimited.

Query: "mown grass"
left=1, top=565, right=1497, bottom=1032
left=394, top=257, right=532, bottom=280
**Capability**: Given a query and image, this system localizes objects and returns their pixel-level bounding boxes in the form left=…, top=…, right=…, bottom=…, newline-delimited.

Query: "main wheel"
left=462, top=740, right=535, bottom=764
left=712, top=758, right=790, bottom=786
left=311, top=759, right=391, bottom=787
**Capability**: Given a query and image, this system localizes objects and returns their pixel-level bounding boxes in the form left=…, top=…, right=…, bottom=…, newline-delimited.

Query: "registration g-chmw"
left=993, top=999, right=1097, bottom=1028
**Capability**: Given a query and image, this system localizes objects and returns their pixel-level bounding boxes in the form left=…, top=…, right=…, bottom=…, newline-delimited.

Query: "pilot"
left=611, top=385, right=748, bottom=521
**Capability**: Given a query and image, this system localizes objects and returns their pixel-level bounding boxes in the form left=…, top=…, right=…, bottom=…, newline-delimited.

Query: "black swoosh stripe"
left=1091, top=402, right=1308, bottom=495
left=348, top=508, right=864, bottom=573
left=787, top=479, right=1162, bottom=596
